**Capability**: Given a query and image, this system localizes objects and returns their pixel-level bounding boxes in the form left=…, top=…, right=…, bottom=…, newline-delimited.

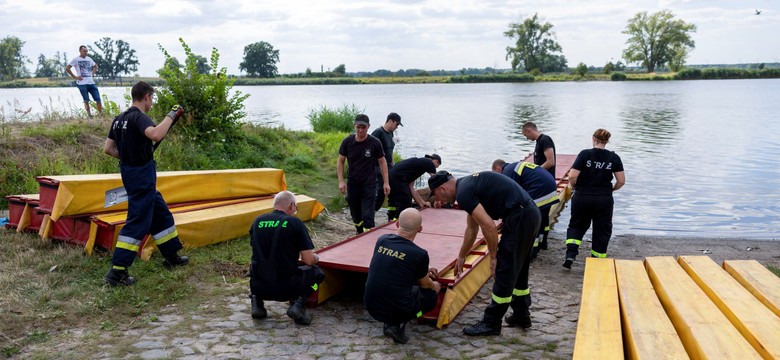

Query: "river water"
left=2, top=80, right=779, bottom=239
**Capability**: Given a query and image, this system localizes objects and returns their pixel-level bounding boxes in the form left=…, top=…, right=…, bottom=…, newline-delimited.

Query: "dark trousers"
left=367, top=286, right=439, bottom=324
left=347, top=182, right=377, bottom=234
left=374, top=170, right=386, bottom=211
left=112, top=161, right=182, bottom=268
left=251, top=265, right=326, bottom=302
left=566, top=193, right=614, bottom=258
left=483, top=203, right=541, bottom=325
left=386, top=178, right=412, bottom=221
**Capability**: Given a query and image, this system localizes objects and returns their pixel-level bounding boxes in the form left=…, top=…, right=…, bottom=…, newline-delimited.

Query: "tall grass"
left=307, top=104, right=362, bottom=133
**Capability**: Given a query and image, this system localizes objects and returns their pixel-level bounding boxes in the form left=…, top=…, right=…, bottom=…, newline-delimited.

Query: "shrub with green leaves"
left=610, top=72, right=627, bottom=81
left=308, top=104, right=361, bottom=133
left=153, top=38, right=249, bottom=144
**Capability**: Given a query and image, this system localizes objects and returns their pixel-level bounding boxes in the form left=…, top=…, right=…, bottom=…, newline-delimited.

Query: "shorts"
left=76, top=84, right=101, bottom=103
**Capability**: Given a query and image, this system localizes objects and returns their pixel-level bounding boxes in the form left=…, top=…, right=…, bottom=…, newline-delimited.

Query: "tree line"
left=0, top=9, right=739, bottom=82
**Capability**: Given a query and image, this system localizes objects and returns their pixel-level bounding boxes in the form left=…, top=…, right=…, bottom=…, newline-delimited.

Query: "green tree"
left=540, top=54, right=567, bottom=73
left=239, top=41, right=279, bottom=78
left=88, top=37, right=139, bottom=78
left=0, top=36, right=31, bottom=81
left=603, top=61, right=615, bottom=74
left=333, top=64, right=346, bottom=75
left=155, top=38, right=248, bottom=142
left=622, top=10, right=696, bottom=73
left=34, top=51, right=67, bottom=78
left=194, top=54, right=211, bottom=74
left=157, top=56, right=182, bottom=75
left=504, top=13, right=564, bottom=73
left=572, top=62, right=588, bottom=76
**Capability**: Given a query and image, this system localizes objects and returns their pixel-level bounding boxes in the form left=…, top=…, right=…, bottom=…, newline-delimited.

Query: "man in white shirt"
left=66, top=45, right=103, bottom=117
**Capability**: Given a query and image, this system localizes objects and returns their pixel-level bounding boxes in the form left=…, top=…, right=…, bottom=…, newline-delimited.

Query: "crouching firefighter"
left=249, top=191, right=325, bottom=325
left=102, top=81, right=189, bottom=286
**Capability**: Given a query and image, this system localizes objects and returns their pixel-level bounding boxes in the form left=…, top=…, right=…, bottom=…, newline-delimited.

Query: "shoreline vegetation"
left=3, top=67, right=780, bottom=88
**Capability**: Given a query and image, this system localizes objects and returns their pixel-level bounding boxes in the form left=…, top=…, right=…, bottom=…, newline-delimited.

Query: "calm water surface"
left=3, top=80, right=779, bottom=239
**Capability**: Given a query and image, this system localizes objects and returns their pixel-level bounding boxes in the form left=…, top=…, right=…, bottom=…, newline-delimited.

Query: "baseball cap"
left=428, top=170, right=453, bottom=194
left=424, top=154, right=442, bottom=164
left=354, top=114, right=370, bottom=126
left=387, top=112, right=403, bottom=126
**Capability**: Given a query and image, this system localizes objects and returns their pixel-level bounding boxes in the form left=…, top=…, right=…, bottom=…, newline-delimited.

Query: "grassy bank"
left=0, top=114, right=348, bottom=356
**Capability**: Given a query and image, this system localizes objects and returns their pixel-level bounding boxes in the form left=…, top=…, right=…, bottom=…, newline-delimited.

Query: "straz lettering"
left=585, top=160, right=612, bottom=170
left=377, top=246, right=406, bottom=260
left=256, top=220, right=288, bottom=228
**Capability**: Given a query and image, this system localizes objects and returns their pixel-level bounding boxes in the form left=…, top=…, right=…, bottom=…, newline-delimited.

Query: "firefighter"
left=364, top=208, right=441, bottom=344
left=386, top=154, right=441, bottom=221
left=249, top=191, right=325, bottom=325
left=102, top=81, right=189, bottom=286
left=564, top=128, right=625, bottom=269
left=492, top=160, right=559, bottom=258
left=429, top=171, right=540, bottom=336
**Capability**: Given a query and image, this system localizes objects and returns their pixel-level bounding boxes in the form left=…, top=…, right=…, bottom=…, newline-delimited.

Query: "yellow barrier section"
left=679, top=256, right=780, bottom=359
left=614, top=260, right=688, bottom=360
left=45, top=168, right=287, bottom=221
left=316, top=268, right=346, bottom=304
left=723, top=260, right=780, bottom=318
left=645, top=256, right=761, bottom=359
left=140, top=195, right=323, bottom=260
left=573, top=258, right=623, bottom=360
left=436, top=254, right=492, bottom=328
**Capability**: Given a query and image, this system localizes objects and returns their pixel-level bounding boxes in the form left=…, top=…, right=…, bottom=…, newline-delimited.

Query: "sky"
left=2, top=0, right=778, bottom=76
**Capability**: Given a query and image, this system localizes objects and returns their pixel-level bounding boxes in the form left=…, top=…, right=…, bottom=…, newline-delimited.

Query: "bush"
left=154, top=38, right=249, bottom=145
left=610, top=72, right=627, bottom=81
left=448, top=73, right=534, bottom=83
left=308, top=104, right=362, bottom=133
left=674, top=68, right=701, bottom=80
left=572, top=63, right=588, bottom=77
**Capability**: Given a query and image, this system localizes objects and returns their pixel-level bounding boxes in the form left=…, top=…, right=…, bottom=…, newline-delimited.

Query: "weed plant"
left=308, top=104, right=362, bottom=133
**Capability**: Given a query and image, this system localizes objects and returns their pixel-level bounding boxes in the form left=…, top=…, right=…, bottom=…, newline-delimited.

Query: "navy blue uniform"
left=533, top=134, right=556, bottom=178
left=386, top=157, right=437, bottom=221
left=456, top=172, right=541, bottom=326
left=500, top=161, right=560, bottom=253
left=566, top=148, right=624, bottom=259
left=107, top=107, right=182, bottom=268
left=339, top=134, right=385, bottom=233
left=371, top=127, right=395, bottom=211
left=364, top=234, right=437, bottom=324
left=249, top=210, right=324, bottom=301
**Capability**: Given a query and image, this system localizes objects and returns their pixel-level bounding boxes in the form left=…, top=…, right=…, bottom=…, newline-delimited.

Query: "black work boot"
left=463, top=320, right=501, bottom=336
left=104, top=268, right=136, bottom=287
left=162, top=254, right=189, bottom=268
left=505, top=312, right=532, bottom=329
left=383, top=322, right=409, bottom=344
left=287, top=297, right=312, bottom=325
left=250, top=295, right=267, bottom=319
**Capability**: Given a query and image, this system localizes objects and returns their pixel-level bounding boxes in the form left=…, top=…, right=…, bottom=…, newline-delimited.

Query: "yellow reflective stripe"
left=513, top=288, right=530, bottom=296
left=565, top=238, right=582, bottom=246
left=311, top=283, right=318, bottom=291
left=533, top=238, right=540, bottom=247
left=492, top=293, right=512, bottom=304
left=115, top=241, right=140, bottom=252
left=354, top=220, right=364, bottom=227
left=513, top=162, right=538, bottom=177
left=112, top=265, right=127, bottom=270
left=416, top=311, right=423, bottom=318
left=534, top=190, right=560, bottom=207
left=591, top=250, right=607, bottom=258
left=155, top=230, right=179, bottom=245
left=544, top=226, right=551, bottom=232
left=153, top=225, right=177, bottom=240
left=387, top=206, right=396, bottom=210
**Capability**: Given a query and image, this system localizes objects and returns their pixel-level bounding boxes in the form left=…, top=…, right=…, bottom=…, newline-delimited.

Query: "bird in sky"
left=755, top=9, right=761, bottom=15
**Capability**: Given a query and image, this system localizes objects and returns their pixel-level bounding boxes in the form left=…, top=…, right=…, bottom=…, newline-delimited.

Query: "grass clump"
left=308, top=104, right=361, bottom=133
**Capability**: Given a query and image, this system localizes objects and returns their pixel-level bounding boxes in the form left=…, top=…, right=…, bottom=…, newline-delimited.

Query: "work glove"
left=167, top=105, right=184, bottom=123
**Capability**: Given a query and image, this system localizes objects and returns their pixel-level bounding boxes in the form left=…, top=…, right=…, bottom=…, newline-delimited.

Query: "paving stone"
left=133, top=341, right=165, bottom=349
left=345, top=352, right=368, bottom=360
left=139, top=349, right=171, bottom=359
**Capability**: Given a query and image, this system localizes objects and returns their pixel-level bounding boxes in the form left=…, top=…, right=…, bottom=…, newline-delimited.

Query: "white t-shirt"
left=68, top=56, right=96, bottom=85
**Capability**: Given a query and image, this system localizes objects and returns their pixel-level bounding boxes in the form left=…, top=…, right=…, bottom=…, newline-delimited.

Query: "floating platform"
left=575, top=257, right=780, bottom=359
left=313, top=208, right=489, bottom=328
